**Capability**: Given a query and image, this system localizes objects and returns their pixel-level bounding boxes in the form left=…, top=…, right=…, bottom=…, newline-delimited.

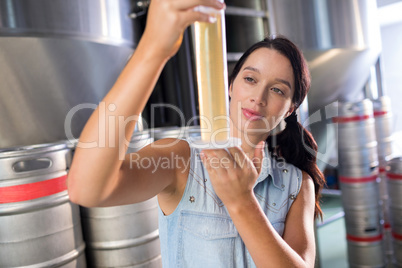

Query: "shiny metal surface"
left=336, top=100, right=379, bottom=168
left=80, top=131, right=161, bottom=267
left=0, top=201, right=86, bottom=267
left=344, top=207, right=382, bottom=236
left=387, top=157, right=402, bottom=174
left=0, top=0, right=136, bottom=148
left=80, top=198, right=161, bottom=268
left=0, top=0, right=135, bottom=46
left=373, top=96, right=394, bottom=162
left=0, top=143, right=86, bottom=267
left=151, top=126, right=201, bottom=140
left=0, top=142, right=71, bottom=180
left=347, top=240, right=385, bottom=268
left=340, top=182, right=380, bottom=209
left=225, top=0, right=268, bottom=53
left=268, top=0, right=381, bottom=113
left=395, top=238, right=402, bottom=267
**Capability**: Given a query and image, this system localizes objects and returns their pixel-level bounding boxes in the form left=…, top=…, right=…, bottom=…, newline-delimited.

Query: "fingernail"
left=257, top=141, right=265, bottom=149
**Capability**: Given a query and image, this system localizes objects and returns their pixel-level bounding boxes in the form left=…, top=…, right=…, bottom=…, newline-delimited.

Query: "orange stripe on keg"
left=374, top=111, right=388, bottom=117
left=386, top=173, right=402, bottom=180
left=393, top=232, right=402, bottom=241
left=347, top=234, right=383, bottom=242
left=332, top=114, right=372, bottom=123
left=0, top=175, right=67, bottom=203
left=339, top=175, right=377, bottom=183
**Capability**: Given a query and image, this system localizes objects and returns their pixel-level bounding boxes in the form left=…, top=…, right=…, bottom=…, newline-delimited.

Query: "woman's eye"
left=272, top=87, right=284, bottom=95
left=244, top=77, right=255, bottom=83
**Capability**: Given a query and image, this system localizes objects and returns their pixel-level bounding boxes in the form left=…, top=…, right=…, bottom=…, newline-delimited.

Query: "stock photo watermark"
left=64, top=101, right=339, bottom=166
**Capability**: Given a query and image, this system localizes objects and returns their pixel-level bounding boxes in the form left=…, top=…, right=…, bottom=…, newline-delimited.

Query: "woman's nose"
left=250, top=89, right=267, bottom=106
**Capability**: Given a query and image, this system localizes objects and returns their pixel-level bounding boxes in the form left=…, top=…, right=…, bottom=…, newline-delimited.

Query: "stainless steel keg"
left=80, top=130, right=162, bottom=267
left=386, top=157, right=402, bottom=267
left=339, top=181, right=380, bottom=209
left=0, top=142, right=86, bottom=267
left=335, top=99, right=377, bottom=148
left=347, top=239, right=385, bottom=268
left=345, top=206, right=384, bottom=268
left=373, top=96, right=394, bottom=163
left=80, top=198, right=161, bottom=267
left=336, top=100, right=379, bottom=169
left=151, top=126, right=201, bottom=141
left=393, top=224, right=402, bottom=267
left=338, top=166, right=380, bottom=209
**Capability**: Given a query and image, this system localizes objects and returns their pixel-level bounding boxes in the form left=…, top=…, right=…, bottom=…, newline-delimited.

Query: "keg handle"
left=12, top=158, right=52, bottom=173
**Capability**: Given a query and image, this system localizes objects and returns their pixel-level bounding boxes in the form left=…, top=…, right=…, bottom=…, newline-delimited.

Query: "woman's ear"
left=285, top=106, right=295, bottom=118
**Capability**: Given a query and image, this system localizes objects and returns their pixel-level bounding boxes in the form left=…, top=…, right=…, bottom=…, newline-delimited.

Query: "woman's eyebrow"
left=243, top=66, right=260, bottom=73
left=276, top=78, right=291, bottom=89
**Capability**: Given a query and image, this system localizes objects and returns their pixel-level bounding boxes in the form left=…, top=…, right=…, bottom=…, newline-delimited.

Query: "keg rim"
left=151, top=126, right=200, bottom=140
left=0, top=141, right=69, bottom=158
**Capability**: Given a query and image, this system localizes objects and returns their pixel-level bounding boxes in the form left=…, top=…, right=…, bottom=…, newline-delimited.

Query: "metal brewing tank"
left=267, top=0, right=382, bottom=171
left=0, top=142, right=86, bottom=267
left=0, top=0, right=138, bottom=148
left=225, top=0, right=267, bottom=53
left=268, top=0, right=381, bottom=112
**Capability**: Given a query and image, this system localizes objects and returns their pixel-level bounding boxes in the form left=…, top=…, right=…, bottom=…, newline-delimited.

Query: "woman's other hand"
left=141, top=0, right=225, bottom=60
left=200, top=141, right=265, bottom=210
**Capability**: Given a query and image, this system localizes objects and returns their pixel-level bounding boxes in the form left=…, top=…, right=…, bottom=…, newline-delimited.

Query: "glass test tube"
left=193, top=3, right=230, bottom=144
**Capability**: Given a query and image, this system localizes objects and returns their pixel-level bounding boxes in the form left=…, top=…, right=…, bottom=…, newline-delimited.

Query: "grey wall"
left=380, top=22, right=402, bottom=133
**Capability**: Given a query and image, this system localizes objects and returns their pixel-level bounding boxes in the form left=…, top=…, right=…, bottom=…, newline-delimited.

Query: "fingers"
left=200, top=149, right=232, bottom=173
left=200, top=144, right=265, bottom=175
left=227, top=146, right=252, bottom=169
left=174, top=0, right=225, bottom=24
left=200, top=146, right=252, bottom=174
left=181, top=10, right=215, bottom=25
left=172, top=0, right=225, bottom=11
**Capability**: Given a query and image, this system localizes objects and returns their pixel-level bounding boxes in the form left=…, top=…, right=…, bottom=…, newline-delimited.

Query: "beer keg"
left=80, top=131, right=161, bottom=267
left=386, top=157, right=402, bottom=267
left=0, top=142, right=86, bottom=267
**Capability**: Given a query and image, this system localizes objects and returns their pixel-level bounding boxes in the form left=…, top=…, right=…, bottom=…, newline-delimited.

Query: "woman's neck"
left=229, top=122, right=268, bottom=159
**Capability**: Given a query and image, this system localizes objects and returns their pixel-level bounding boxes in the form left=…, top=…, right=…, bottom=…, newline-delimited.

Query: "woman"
left=67, top=0, right=325, bottom=267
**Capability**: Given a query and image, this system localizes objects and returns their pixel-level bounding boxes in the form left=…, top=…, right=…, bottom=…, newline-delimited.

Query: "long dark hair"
left=229, top=36, right=325, bottom=219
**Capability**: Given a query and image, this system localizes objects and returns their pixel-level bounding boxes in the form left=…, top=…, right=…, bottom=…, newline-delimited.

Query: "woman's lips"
left=242, top=108, right=264, bottom=121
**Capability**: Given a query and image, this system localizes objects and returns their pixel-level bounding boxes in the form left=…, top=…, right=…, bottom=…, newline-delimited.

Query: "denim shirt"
left=158, top=140, right=303, bottom=267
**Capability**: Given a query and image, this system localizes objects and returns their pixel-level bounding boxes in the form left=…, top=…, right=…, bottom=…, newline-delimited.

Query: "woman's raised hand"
left=200, top=141, right=265, bottom=210
left=141, top=0, right=225, bottom=60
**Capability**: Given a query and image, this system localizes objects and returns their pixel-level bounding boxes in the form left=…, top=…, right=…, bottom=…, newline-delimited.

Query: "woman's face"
left=229, top=47, right=295, bottom=138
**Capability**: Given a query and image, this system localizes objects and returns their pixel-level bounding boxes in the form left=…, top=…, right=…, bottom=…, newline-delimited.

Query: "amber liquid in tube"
left=194, top=9, right=230, bottom=144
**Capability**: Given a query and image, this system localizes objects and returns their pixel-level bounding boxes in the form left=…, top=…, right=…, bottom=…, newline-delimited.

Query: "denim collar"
left=254, top=144, right=283, bottom=190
